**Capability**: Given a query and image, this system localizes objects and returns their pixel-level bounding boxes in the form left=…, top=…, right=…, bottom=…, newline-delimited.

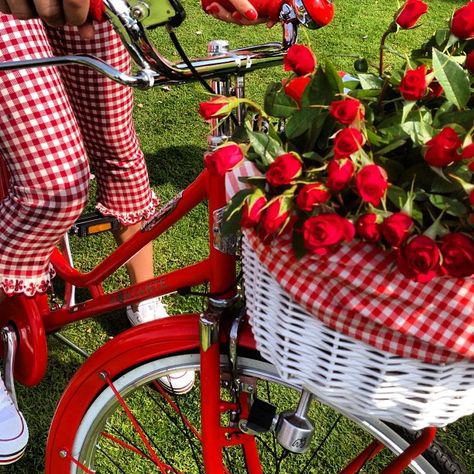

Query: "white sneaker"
left=126, top=297, right=195, bottom=395
left=126, top=297, right=168, bottom=326
left=0, top=377, right=28, bottom=465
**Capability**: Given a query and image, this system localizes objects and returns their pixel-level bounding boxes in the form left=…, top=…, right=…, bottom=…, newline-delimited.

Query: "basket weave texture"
left=242, top=232, right=474, bottom=429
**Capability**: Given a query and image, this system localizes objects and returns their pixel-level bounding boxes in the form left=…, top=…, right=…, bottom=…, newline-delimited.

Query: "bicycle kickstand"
left=1, top=325, right=19, bottom=408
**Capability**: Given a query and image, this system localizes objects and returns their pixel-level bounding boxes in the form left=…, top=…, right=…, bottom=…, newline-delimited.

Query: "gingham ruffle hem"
left=96, top=191, right=159, bottom=226
left=1, top=266, right=56, bottom=297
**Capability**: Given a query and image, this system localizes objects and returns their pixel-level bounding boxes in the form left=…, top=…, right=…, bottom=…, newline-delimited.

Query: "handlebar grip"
left=89, top=0, right=106, bottom=22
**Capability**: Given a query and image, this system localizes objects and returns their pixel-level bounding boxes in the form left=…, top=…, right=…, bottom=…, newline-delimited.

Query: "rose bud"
left=395, top=0, right=428, bottom=29
left=470, top=189, right=474, bottom=206
left=450, top=2, right=474, bottom=40
left=333, top=127, right=365, bottom=159
left=397, top=235, right=441, bottom=283
left=296, top=183, right=330, bottom=212
left=261, top=196, right=291, bottom=236
left=241, top=191, right=267, bottom=228
left=355, top=164, right=388, bottom=207
left=266, top=153, right=302, bottom=187
left=283, top=76, right=311, bottom=107
left=204, top=143, right=244, bottom=175
left=329, top=98, right=364, bottom=125
left=462, top=142, right=474, bottom=171
left=356, top=213, right=382, bottom=243
left=283, top=44, right=316, bottom=76
left=199, top=96, right=239, bottom=120
left=440, top=233, right=474, bottom=278
left=326, top=158, right=355, bottom=191
left=381, top=212, right=414, bottom=247
left=423, top=127, right=462, bottom=167
left=302, top=213, right=355, bottom=255
left=465, top=51, right=474, bottom=75
left=427, top=79, right=443, bottom=98
left=399, top=64, right=427, bottom=101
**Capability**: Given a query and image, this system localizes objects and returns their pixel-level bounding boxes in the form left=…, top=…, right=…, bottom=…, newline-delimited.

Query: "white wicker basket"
left=242, top=235, right=474, bottom=430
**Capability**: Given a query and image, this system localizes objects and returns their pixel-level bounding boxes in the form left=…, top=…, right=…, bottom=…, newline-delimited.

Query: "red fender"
left=0, top=295, right=48, bottom=386
left=45, top=313, right=257, bottom=473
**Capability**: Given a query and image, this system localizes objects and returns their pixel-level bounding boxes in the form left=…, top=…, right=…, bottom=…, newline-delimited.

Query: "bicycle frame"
left=0, top=3, right=440, bottom=471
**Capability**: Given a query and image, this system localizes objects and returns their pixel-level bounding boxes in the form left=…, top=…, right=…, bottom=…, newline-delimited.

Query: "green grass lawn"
left=7, top=0, right=474, bottom=472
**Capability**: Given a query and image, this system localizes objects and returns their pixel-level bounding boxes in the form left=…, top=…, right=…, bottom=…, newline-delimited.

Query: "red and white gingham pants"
left=0, top=15, right=158, bottom=296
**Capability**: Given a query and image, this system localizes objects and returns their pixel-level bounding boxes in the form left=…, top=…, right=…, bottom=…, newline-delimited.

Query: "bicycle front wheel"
left=64, top=349, right=465, bottom=474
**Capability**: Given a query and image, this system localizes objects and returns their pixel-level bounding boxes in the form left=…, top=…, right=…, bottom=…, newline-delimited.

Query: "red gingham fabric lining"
left=226, top=163, right=474, bottom=363
left=0, top=16, right=157, bottom=296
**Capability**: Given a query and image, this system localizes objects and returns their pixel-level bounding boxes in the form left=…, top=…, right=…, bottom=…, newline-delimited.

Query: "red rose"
left=329, top=98, right=364, bottom=125
left=470, top=190, right=474, bottom=206
left=302, top=214, right=355, bottom=255
left=395, top=0, right=428, bottom=29
left=462, top=143, right=474, bottom=160
left=199, top=96, right=238, bottom=120
left=296, top=183, right=330, bottom=211
left=399, top=65, right=427, bottom=101
left=266, top=153, right=302, bottom=187
left=451, top=2, right=474, bottom=40
left=261, top=196, right=291, bottom=236
left=397, top=235, right=441, bottom=283
left=204, top=144, right=244, bottom=175
left=428, top=79, right=443, bottom=98
left=283, top=44, right=316, bottom=76
left=333, top=127, right=364, bottom=159
left=326, top=158, right=355, bottom=191
left=466, top=51, right=474, bottom=75
left=381, top=212, right=414, bottom=247
left=283, top=76, right=311, bottom=107
left=424, top=127, right=462, bottom=167
left=356, top=213, right=382, bottom=242
left=440, top=233, right=474, bottom=278
left=241, top=192, right=267, bottom=228
left=355, top=164, right=388, bottom=207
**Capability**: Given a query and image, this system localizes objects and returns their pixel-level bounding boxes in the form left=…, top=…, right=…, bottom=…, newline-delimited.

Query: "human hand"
left=0, top=0, right=95, bottom=38
left=204, top=0, right=276, bottom=27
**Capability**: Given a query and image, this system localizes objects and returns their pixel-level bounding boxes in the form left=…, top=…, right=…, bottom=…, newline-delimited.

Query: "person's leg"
left=46, top=22, right=157, bottom=291
left=0, top=14, right=91, bottom=462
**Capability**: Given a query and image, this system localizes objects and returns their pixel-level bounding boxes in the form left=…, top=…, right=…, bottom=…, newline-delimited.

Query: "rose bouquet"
left=201, top=0, right=474, bottom=283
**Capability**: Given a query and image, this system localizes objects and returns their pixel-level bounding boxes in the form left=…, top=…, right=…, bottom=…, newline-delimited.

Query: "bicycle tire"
left=59, top=348, right=465, bottom=474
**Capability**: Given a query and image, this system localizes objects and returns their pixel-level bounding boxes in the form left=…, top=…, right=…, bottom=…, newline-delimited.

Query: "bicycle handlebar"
left=0, top=0, right=331, bottom=88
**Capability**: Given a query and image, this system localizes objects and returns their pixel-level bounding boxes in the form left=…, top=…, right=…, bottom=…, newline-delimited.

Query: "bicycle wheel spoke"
left=104, top=374, right=169, bottom=472
left=146, top=384, right=203, bottom=474
left=101, top=430, right=154, bottom=463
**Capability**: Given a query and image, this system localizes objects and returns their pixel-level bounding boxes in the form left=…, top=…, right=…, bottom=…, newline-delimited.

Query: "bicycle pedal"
left=239, top=398, right=278, bottom=435
left=69, top=211, right=120, bottom=237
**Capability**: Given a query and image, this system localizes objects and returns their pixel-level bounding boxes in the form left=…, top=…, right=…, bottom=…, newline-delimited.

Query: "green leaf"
left=324, top=61, right=344, bottom=95
left=387, top=185, right=408, bottom=210
left=303, top=65, right=334, bottom=107
left=239, top=176, right=267, bottom=190
left=434, top=109, right=474, bottom=130
left=263, top=82, right=299, bottom=118
left=401, top=101, right=416, bottom=124
left=375, top=139, right=407, bottom=156
left=247, top=128, right=285, bottom=166
left=222, top=189, right=252, bottom=235
left=432, top=48, right=470, bottom=109
left=357, top=74, right=383, bottom=90
left=285, top=108, right=323, bottom=140
left=428, top=194, right=468, bottom=217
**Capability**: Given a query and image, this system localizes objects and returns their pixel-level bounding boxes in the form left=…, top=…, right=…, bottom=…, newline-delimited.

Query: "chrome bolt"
left=130, top=2, right=150, bottom=20
left=59, top=450, right=67, bottom=458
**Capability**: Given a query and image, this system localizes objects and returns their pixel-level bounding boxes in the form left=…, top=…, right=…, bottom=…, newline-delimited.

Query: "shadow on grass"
left=146, top=144, right=205, bottom=190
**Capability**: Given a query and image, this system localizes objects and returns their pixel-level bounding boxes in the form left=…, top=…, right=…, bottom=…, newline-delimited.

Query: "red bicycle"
left=0, top=0, right=467, bottom=472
